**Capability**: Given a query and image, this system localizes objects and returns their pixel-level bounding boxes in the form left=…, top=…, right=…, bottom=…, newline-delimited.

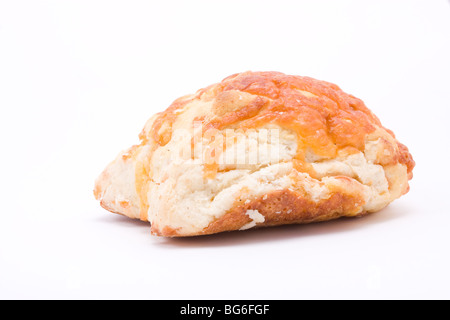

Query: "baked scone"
left=94, top=71, right=414, bottom=237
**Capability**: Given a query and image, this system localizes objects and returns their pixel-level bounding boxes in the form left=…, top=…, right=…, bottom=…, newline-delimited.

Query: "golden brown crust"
left=151, top=188, right=366, bottom=237
left=145, top=71, right=414, bottom=180
left=397, top=142, right=415, bottom=178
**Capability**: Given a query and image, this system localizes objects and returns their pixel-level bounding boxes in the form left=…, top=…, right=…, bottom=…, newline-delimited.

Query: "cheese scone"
left=94, top=71, right=414, bottom=237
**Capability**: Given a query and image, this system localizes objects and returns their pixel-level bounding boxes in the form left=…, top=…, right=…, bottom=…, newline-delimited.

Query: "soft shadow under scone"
left=94, top=71, right=415, bottom=237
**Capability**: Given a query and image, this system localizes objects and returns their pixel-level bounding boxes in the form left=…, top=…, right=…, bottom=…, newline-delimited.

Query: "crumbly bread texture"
left=94, top=71, right=414, bottom=237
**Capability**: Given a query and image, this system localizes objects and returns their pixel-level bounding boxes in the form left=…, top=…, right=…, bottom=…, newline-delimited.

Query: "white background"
left=0, top=0, right=449, bottom=300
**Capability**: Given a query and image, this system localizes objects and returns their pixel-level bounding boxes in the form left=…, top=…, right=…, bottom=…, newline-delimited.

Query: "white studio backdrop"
left=0, top=0, right=449, bottom=299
